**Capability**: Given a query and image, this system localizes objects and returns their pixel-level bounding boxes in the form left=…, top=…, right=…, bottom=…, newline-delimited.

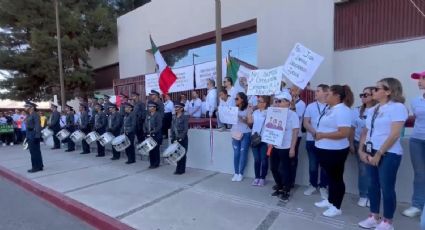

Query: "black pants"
left=1, top=133, right=13, bottom=144
left=125, top=132, right=135, bottom=162
left=289, top=137, right=302, bottom=187
left=270, top=148, right=293, bottom=192
left=149, top=134, right=162, bottom=167
left=174, top=135, right=188, bottom=173
left=135, top=120, right=144, bottom=143
left=162, top=113, right=172, bottom=138
left=14, top=128, right=22, bottom=144
left=206, top=111, right=216, bottom=118
left=316, top=147, right=349, bottom=209
left=52, top=129, right=60, bottom=148
left=81, top=129, right=90, bottom=153
left=28, top=138, right=43, bottom=170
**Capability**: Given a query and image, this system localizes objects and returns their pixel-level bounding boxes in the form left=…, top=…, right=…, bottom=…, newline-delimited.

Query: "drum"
left=56, top=129, right=70, bottom=141
left=84, top=131, right=100, bottom=144
left=111, top=135, right=131, bottom=152
left=136, top=137, right=157, bottom=156
left=41, top=128, right=54, bottom=139
left=162, top=142, right=186, bottom=165
left=70, top=130, right=86, bottom=143
left=99, top=132, right=115, bottom=147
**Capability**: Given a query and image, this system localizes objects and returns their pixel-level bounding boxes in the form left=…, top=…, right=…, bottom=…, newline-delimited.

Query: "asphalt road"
left=0, top=177, right=93, bottom=230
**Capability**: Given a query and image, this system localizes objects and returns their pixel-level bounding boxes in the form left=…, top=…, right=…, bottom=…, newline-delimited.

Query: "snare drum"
left=136, top=137, right=157, bottom=156
left=56, top=129, right=70, bottom=141
left=111, top=135, right=131, bottom=151
left=163, top=142, right=186, bottom=165
left=84, top=131, right=100, bottom=144
left=41, top=128, right=54, bottom=139
left=99, top=132, right=115, bottom=146
left=70, top=130, right=86, bottom=143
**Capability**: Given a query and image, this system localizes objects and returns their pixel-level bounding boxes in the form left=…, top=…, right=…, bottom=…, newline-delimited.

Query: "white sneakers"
left=319, top=188, right=328, bottom=200
left=375, top=221, right=394, bottom=230
left=304, top=185, right=317, bottom=195
left=357, top=197, right=369, bottom=207
left=402, top=206, right=421, bottom=217
left=358, top=216, right=380, bottom=229
left=231, top=174, right=243, bottom=182
left=314, top=199, right=332, bottom=208
left=322, top=205, right=342, bottom=217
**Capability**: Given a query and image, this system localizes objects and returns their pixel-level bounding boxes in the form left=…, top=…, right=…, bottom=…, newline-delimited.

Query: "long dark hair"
left=258, top=95, right=271, bottom=108
left=360, top=86, right=377, bottom=117
left=330, top=85, right=354, bottom=107
left=224, top=76, right=234, bottom=86
left=236, top=92, right=248, bottom=111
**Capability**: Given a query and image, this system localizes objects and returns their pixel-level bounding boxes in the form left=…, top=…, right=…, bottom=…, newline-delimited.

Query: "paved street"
left=0, top=144, right=421, bottom=230
left=0, top=176, right=93, bottom=230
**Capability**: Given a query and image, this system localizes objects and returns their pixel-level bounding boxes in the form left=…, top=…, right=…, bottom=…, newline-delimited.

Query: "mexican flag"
left=226, top=55, right=251, bottom=92
left=150, top=36, right=177, bottom=94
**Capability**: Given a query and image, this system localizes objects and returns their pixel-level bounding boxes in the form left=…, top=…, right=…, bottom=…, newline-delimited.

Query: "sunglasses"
left=274, top=99, right=289, bottom=103
left=359, top=93, right=371, bottom=98
left=373, top=86, right=388, bottom=92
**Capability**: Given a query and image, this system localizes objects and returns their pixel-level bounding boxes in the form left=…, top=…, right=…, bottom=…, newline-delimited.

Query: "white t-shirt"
left=201, top=101, right=207, bottom=116
left=351, top=106, right=373, bottom=142
left=304, top=101, right=328, bottom=141
left=315, top=103, right=352, bottom=150
left=411, top=96, right=425, bottom=140
left=164, top=100, right=174, bottom=113
left=251, top=109, right=267, bottom=134
left=188, top=98, right=202, bottom=118
left=219, top=97, right=234, bottom=107
left=366, top=102, right=408, bottom=155
left=274, top=110, right=300, bottom=149
left=206, top=88, right=218, bottom=113
left=228, top=87, right=239, bottom=105
left=184, top=100, right=190, bottom=115
left=295, top=99, right=306, bottom=137
left=231, top=109, right=251, bottom=133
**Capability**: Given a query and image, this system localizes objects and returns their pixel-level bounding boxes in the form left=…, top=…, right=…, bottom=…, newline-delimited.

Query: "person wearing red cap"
left=402, top=71, right=425, bottom=219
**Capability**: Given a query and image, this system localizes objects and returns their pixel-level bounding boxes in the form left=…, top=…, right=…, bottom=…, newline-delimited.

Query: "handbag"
left=231, top=131, right=243, bottom=140
left=251, top=132, right=261, bottom=147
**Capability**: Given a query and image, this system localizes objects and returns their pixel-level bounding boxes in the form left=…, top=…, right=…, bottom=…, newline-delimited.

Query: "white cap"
left=275, top=91, right=292, bottom=102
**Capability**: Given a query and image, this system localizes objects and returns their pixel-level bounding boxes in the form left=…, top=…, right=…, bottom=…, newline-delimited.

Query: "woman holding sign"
left=230, top=92, right=251, bottom=182
left=314, top=85, right=353, bottom=218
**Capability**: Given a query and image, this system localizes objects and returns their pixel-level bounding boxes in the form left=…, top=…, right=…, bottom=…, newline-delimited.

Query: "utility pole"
left=215, top=0, right=222, bottom=97
left=55, top=0, right=66, bottom=109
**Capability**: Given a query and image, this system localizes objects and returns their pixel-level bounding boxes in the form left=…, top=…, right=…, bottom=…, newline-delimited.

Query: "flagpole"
left=55, top=0, right=66, bottom=109
left=215, top=0, right=222, bottom=97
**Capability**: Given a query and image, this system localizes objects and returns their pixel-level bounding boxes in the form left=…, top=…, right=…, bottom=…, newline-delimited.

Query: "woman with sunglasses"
left=269, top=91, right=299, bottom=201
left=170, top=102, right=189, bottom=175
left=403, top=71, right=425, bottom=219
left=230, top=92, right=251, bottom=182
left=314, top=85, right=353, bottom=217
left=350, top=87, right=377, bottom=207
left=247, top=96, right=271, bottom=186
left=358, top=78, right=408, bottom=230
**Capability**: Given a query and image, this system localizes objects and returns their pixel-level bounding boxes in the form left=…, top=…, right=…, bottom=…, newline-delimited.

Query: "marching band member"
left=122, top=102, right=136, bottom=164
left=170, top=102, right=189, bottom=175
left=94, top=103, right=107, bottom=157
left=131, top=92, right=146, bottom=143
left=149, top=90, right=164, bottom=118
left=79, top=103, right=91, bottom=155
left=88, top=97, right=97, bottom=131
left=103, top=95, right=111, bottom=107
left=119, top=93, right=129, bottom=116
left=143, top=101, right=163, bottom=168
left=47, top=102, right=61, bottom=149
left=64, top=104, right=76, bottom=152
left=107, top=103, right=123, bottom=160
left=163, top=94, right=174, bottom=139
left=24, top=101, right=44, bottom=173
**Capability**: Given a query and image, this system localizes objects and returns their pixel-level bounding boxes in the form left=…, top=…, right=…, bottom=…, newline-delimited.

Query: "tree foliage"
left=0, top=0, right=118, bottom=101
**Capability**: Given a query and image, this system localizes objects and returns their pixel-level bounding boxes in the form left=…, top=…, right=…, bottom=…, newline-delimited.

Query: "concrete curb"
left=0, top=165, right=135, bottom=230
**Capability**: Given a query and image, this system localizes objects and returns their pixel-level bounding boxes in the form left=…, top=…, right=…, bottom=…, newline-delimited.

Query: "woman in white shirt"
left=350, top=86, right=377, bottom=207
left=230, top=92, right=251, bottom=182
left=314, top=85, right=353, bottom=218
left=402, top=71, right=425, bottom=218
left=247, top=96, right=270, bottom=187
left=269, top=91, right=300, bottom=202
left=358, top=78, right=408, bottom=230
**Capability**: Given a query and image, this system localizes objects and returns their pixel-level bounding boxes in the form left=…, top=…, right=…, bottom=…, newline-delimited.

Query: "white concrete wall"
left=187, top=129, right=414, bottom=203
left=88, top=44, right=119, bottom=69
left=334, top=38, right=425, bottom=107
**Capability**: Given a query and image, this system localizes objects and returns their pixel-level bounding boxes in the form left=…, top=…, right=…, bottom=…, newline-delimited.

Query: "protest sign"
left=169, top=65, right=194, bottom=93
left=195, top=59, right=226, bottom=89
left=145, top=73, right=161, bottom=95
left=261, top=107, right=288, bottom=145
left=247, top=66, right=283, bottom=95
left=217, top=106, right=238, bottom=125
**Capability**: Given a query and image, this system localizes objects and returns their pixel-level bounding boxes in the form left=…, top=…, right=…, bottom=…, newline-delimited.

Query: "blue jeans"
left=421, top=205, right=425, bottom=230
left=252, top=142, right=268, bottom=179
left=306, top=141, right=328, bottom=188
left=232, top=133, right=251, bottom=175
left=368, top=151, right=402, bottom=220
left=409, top=138, right=425, bottom=209
left=354, top=141, right=370, bottom=198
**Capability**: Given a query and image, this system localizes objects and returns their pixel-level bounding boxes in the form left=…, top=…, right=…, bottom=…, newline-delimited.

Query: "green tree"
left=0, top=0, right=117, bottom=101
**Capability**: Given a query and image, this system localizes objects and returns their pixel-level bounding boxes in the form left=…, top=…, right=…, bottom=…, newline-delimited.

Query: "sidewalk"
left=0, top=144, right=420, bottom=230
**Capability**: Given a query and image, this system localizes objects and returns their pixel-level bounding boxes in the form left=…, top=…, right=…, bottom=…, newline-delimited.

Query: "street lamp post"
left=54, top=0, right=66, bottom=109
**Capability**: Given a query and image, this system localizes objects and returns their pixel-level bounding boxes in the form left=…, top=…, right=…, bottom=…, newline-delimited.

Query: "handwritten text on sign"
left=247, top=66, right=283, bottom=96
left=218, top=106, right=238, bottom=125
left=282, top=43, right=324, bottom=89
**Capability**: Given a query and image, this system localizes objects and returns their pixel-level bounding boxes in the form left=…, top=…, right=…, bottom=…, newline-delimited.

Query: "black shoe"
left=95, top=154, right=105, bottom=157
left=65, top=149, right=75, bottom=152
left=148, top=165, right=159, bottom=169
left=174, top=171, right=185, bottom=175
left=27, top=168, right=43, bottom=173
left=271, top=190, right=282, bottom=196
left=110, top=157, right=119, bottom=160
left=279, top=192, right=290, bottom=202
left=272, top=184, right=282, bottom=191
left=125, top=161, right=135, bottom=164
left=80, top=152, right=90, bottom=154
left=51, top=147, right=60, bottom=150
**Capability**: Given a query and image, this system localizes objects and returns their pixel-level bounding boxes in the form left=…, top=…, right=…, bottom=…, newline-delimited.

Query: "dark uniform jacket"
left=143, top=111, right=162, bottom=136
left=89, top=107, right=97, bottom=130
left=26, top=112, right=41, bottom=140
left=108, top=112, right=123, bottom=136
left=94, top=111, right=107, bottom=134
left=48, top=110, right=61, bottom=132
left=122, top=111, right=136, bottom=134
left=65, top=112, right=75, bottom=130
left=133, top=101, right=146, bottom=120
left=79, top=111, right=90, bottom=132
left=171, top=114, right=189, bottom=141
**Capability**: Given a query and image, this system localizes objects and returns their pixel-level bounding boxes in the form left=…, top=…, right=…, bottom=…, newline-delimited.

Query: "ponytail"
left=342, top=85, right=354, bottom=107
